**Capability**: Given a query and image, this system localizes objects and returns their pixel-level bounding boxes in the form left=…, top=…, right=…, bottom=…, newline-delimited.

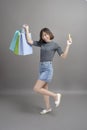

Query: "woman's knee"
left=33, top=80, right=46, bottom=92
left=33, top=86, right=39, bottom=92
left=44, top=84, right=48, bottom=89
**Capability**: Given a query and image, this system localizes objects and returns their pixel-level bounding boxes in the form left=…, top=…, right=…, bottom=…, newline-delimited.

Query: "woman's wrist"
left=25, top=28, right=29, bottom=32
left=67, top=40, right=72, bottom=46
left=67, top=44, right=70, bottom=47
left=25, top=28, right=30, bottom=34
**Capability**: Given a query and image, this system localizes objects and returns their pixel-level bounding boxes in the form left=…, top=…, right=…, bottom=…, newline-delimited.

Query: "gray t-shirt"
left=33, top=41, right=63, bottom=62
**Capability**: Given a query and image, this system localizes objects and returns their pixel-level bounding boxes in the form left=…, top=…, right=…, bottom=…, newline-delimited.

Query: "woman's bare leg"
left=33, top=80, right=57, bottom=100
left=43, top=83, right=51, bottom=110
left=33, top=80, right=62, bottom=111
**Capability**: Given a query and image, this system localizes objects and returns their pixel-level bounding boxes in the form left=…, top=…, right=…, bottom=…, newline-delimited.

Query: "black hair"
left=39, top=28, right=54, bottom=43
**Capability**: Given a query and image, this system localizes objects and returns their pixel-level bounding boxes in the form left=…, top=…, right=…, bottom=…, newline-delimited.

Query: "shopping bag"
left=9, top=30, right=20, bottom=52
left=9, top=29, right=33, bottom=55
left=19, top=29, right=33, bottom=55
left=14, top=31, right=20, bottom=55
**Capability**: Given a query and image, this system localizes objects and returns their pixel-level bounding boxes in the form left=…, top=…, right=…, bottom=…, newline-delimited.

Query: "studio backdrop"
left=0, top=0, right=87, bottom=92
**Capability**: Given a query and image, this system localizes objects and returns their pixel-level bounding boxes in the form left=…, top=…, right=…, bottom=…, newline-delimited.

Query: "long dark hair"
left=39, top=28, right=54, bottom=43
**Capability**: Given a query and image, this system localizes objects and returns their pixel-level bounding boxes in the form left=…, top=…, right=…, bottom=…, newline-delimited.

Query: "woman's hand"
left=67, top=34, right=72, bottom=45
left=61, top=33, right=72, bottom=59
left=23, top=24, right=29, bottom=31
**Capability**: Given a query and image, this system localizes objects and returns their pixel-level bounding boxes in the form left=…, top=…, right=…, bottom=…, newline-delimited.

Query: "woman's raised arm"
left=23, top=24, right=33, bottom=45
left=61, top=34, right=72, bottom=59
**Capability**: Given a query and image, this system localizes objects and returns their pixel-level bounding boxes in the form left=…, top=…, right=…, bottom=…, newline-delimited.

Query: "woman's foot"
left=55, top=93, right=62, bottom=107
left=40, top=108, right=52, bottom=114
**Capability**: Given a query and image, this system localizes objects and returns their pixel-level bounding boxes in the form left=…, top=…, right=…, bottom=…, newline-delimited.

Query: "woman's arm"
left=23, top=24, right=33, bottom=45
left=61, top=34, right=72, bottom=59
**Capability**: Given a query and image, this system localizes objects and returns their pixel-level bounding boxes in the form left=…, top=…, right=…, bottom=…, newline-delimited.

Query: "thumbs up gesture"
left=67, top=34, right=72, bottom=45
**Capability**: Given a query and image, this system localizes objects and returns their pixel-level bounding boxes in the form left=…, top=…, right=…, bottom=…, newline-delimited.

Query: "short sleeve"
left=57, top=46, right=63, bottom=56
left=55, top=43, right=63, bottom=56
left=32, top=41, right=41, bottom=47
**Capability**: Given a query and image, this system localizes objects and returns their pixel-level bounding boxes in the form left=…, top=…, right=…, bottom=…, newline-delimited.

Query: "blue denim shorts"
left=38, top=61, right=53, bottom=83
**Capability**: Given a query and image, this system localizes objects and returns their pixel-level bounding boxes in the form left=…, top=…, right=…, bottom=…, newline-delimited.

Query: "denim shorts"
left=38, top=61, right=53, bottom=83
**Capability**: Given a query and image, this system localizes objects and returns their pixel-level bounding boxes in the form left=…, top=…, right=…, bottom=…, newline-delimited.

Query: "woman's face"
left=42, top=32, right=51, bottom=42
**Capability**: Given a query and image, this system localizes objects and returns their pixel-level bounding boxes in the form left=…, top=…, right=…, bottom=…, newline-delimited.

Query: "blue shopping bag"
left=19, top=29, right=33, bottom=55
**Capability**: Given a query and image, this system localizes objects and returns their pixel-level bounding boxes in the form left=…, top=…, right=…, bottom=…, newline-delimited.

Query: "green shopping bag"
left=14, top=31, right=20, bottom=55
left=9, top=30, right=20, bottom=52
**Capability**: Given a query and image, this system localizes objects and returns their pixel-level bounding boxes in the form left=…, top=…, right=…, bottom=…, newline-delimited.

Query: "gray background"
left=0, top=1, right=87, bottom=130
left=0, top=0, right=87, bottom=92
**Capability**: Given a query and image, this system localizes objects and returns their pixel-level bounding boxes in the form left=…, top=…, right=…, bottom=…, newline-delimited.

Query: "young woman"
left=23, top=24, right=72, bottom=114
